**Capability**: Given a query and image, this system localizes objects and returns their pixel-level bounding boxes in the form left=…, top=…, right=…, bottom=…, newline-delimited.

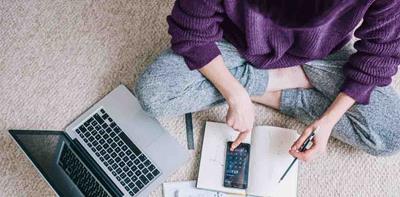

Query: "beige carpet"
left=1, top=1, right=400, bottom=196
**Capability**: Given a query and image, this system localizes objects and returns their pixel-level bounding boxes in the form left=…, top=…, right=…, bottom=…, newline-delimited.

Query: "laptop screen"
left=9, top=130, right=85, bottom=197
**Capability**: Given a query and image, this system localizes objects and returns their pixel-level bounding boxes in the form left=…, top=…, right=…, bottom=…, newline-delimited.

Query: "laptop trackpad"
left=146, top=132, right=188, bottom=173
left=119, top=112, right=164, bottom=149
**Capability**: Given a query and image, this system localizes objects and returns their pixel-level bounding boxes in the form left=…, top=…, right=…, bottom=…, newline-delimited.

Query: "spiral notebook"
left=197, top=121, right=299, bottom=197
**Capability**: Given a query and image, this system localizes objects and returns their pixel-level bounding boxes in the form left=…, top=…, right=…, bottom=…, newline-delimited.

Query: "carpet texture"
left=1, top=1, right=400, bottom=196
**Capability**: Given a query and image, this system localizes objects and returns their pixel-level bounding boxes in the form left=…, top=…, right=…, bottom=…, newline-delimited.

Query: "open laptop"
left=9, top=85, right=189, bottom=197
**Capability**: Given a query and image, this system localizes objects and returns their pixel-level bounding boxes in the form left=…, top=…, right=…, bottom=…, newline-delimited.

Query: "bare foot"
left=251, top=91, right=282, bottom=110
left=267, top=66, right=313, bottom=92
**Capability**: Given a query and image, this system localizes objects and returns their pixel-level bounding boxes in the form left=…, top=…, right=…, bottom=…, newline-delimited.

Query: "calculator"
left=223, top=141, right=250, bottom=189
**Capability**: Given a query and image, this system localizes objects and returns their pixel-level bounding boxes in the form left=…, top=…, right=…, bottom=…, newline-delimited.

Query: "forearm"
left=320, top=92, right=356, bottom=127
left=199, top=55, right=248, bottom=103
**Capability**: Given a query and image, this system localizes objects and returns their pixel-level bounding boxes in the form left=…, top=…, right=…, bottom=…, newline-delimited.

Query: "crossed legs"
left=251, top=66, right=313, bottom=109
left=135, top=40, right=400, bottom=156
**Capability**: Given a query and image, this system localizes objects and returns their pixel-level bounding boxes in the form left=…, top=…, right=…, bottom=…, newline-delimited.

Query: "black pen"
left=278, top=128, right=318, bottom=183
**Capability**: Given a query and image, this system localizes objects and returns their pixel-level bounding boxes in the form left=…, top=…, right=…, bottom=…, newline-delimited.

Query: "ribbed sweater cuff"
left=184, top=42, right=221, bottom=70
left=340, top=79, right=375, bottom=105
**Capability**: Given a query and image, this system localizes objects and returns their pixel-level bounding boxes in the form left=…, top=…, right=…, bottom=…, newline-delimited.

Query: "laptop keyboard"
left=75, top=108, right=161, bottom=196
left=58, top=144, right=110, bottom=197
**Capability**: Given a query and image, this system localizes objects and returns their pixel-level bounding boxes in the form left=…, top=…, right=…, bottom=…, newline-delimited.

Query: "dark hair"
left=247, top=0, right=345, bottom=27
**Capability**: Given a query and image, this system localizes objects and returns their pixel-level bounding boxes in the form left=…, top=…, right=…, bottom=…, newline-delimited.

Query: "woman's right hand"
left=226, top=89, right=255, bottom=151
left=199, top=55, right=255, bottom=150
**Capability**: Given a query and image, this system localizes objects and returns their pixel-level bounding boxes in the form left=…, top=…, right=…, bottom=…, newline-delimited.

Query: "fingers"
left=289, top=125, right=317, bottom=162
left=289, top=143, right=318, bottom=162
left=290, top=143, right=327, bottom=162
left=289, top=139, right=327, bottom=162
left=230, top=131, right=249, bottom=151
left=230, top=120, right=250, bottom=132
left=226, top=115, right=248, bottom=132
left=226, top=106, right=253, bottom=132
left=225, top=103, right=254, bottom=151
left=291, top=126, right=314, bottom=151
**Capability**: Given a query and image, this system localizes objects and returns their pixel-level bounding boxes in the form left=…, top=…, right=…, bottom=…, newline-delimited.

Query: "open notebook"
left=197, top=121, right=299, bottom=197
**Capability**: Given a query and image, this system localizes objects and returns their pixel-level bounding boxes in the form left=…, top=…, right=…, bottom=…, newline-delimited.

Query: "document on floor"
left=163, top=180, right=243, bottom=197
left=197, top=121, right=299, bottom=197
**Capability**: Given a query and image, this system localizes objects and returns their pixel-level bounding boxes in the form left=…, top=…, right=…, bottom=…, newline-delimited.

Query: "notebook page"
left=247, top=126, right=299, bottom=197
left=197, top=121, right=251, bottom=195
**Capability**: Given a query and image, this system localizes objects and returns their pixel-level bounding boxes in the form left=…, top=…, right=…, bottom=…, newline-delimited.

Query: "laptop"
left=9, top=85, right=189, bottom=197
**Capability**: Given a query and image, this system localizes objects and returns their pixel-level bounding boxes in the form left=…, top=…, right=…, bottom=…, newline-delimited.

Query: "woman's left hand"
left=289, top=117, right=335, bottom=162
left=289, top=92, right=355, bottom=162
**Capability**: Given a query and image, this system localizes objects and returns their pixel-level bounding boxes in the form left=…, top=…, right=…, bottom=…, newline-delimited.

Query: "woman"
left=135, top=0, right=400, bottom=161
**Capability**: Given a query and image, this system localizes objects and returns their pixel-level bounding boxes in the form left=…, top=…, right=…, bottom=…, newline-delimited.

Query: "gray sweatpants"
left=134, top=40, right=400, bottom=156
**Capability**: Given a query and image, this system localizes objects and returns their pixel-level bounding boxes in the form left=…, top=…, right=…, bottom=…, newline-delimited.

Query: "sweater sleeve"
left=167, top=0, right=224, bottom=70
left=341, top=0, right=400, bottom=104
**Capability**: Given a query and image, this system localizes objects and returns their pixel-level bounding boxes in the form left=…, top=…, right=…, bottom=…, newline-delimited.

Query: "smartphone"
left=223, top=141, right=250, bottom=189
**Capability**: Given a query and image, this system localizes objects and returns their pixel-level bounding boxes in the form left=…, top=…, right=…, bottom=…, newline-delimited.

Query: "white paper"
left=247, top=126, right=299, bottom=197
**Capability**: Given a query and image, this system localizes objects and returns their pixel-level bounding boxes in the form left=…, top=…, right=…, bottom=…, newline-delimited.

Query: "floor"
left=1, top=1, right=400, bottom=196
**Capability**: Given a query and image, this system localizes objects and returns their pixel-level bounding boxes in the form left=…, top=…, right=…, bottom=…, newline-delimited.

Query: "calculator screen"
left=223, top=141, right=250, bottom=189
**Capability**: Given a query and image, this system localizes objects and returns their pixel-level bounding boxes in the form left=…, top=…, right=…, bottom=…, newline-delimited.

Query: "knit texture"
left=167, top=0, right=400, bottom=104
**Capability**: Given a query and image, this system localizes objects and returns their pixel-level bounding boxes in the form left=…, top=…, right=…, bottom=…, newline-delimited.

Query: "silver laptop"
left=9, top=84, right=189, bottom=196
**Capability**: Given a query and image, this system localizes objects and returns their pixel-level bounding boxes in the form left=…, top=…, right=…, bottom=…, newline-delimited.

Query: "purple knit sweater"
left=167, top=0, right=400, bottom=104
